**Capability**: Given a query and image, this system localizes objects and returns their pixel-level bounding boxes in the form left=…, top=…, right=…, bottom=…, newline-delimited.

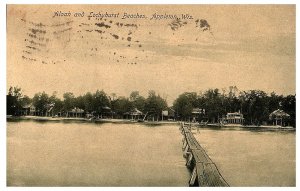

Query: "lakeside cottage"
left=191, top=108, right=205, bottom=122
left=19, top=104, right=37, bottom=116
left=124, top=108, right=144, bottom=120
left=225, top=112, right=244, bottom=124
left=66, top=107, right=85, bottom=118
left=19, top=104, right=31, bottom=116
left=162, top=107, right=175, bottom=121
left=269, top=109, right=290, bottom=127
left=101, top=106, right=113, bottom=118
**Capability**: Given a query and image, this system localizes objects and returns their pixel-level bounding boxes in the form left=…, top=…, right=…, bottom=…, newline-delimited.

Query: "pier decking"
left=180, top=123, right=229, bottom=187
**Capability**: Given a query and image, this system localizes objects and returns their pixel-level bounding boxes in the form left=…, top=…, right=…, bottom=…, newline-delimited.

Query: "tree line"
left=7, top=86, right=295, bottom=126
left=7, top=87, right=167, bottom=120
left=173, top=86, right=295, bottom=126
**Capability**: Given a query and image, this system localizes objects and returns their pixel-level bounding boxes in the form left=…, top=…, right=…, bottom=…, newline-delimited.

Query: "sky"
left=7, top=5, right=295, bottom=104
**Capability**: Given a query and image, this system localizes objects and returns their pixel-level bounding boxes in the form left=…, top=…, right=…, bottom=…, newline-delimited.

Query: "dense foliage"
left=173, top=86, right=295, bottom=126
left=7, top=86, right=295, bottom=126
left=6, top=87, right=168, bottom=120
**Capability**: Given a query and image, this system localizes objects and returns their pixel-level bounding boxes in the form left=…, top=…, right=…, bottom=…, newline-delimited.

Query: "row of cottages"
left=18, top=103, right=55, bottom=116
left=16, top=100, right=177, bottom=121
left=185, top=108, right=244, bottom=124
left=224, top=109, right=291, bottom=126
left=122, top=107, right=176, bottom=121
left=19, top=104, right=85, bottom=118
left=219, top=109, right=291, bottom=126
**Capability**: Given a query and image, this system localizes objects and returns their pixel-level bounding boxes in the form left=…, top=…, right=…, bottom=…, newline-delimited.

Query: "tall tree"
left=93, top=90, right=110, bottom=115
left=203, top=88, right=222, bottom=123
left=173, top=92, right=197, bottom=121
left=113, top=96, right=132, bottom=117
left=49, top=92, right=63, bottom=115
left=281, top=95, right=296, bottom=127
left=7, top=86, right=23, bottom=115
left=129, top=91, right=146, bottom=112
left=144, top=90, right=168, bottom=120
left=32, top=92, right=50, bottom=116
left=63, top=92, right=75, bottom=112
left=82, top=92, right=94, bottom=113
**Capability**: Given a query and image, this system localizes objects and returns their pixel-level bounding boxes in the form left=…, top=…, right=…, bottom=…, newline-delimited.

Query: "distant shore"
left=6, top=115, right=179, bottom=125
left=7, top=115, right=295, bottom=130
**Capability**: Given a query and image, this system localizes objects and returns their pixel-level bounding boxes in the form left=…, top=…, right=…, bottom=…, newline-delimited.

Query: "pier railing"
left=180, top=123, right=229, bottom=187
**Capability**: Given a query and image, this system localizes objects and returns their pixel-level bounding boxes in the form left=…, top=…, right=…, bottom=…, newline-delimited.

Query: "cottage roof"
left=269, top=109, right=290, bottom=118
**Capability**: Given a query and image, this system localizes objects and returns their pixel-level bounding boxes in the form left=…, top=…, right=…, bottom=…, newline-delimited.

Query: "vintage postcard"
left=6, top=4, right=295, bottom=187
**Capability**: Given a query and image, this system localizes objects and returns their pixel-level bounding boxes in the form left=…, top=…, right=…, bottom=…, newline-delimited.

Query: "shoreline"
left=6, top=115, right=180, bottom=125
left=7, top=115, right=295, bottom=130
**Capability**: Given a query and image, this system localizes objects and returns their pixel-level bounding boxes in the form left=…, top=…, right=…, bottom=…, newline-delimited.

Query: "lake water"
left=7, top=120, right=189, bottom=186
left=7, top=120, right=295, bottom=186
left=193, top=127, right=296, bottom=186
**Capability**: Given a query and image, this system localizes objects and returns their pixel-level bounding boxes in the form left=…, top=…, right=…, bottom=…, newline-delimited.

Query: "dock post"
left=189, top=167, right=198, bottom=187
left=186, top=152, right=194, bottom=169
left=182, top=139, right=187, bottom=151
left=183, top=144, right=190, bottom=158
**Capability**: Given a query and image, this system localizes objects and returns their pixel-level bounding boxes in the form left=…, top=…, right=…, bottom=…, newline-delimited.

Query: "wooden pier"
left=180, top=123, right=229, bottom=187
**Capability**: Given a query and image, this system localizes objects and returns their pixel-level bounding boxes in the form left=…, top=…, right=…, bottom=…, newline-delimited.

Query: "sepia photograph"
left=5, top=3, right=296, bottom=187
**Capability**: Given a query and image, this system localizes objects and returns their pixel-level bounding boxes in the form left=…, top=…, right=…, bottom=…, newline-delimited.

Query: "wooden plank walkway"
left=180, top=123, right=229, bottom=187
